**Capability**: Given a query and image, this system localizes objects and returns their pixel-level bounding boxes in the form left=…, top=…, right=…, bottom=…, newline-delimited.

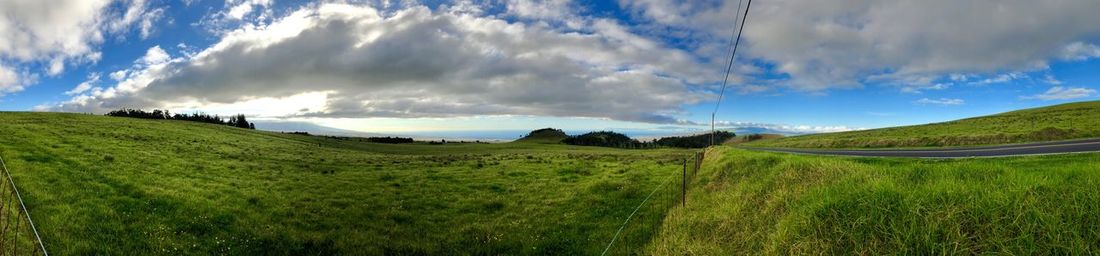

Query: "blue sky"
left=2, top=0, right=1099, bottom=139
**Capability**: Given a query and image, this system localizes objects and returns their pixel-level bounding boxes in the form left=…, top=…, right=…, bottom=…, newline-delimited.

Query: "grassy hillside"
left=746, top=101, right=1100, bottom=148
left=0, top=112, right=693, bottom=254
left=515, top=128, right=568, bottom=143
left=647, top=146, right=1100, bottom=254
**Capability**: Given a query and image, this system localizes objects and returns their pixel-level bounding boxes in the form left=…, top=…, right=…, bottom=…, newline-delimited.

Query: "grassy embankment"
left=0, top=112, right=693, bottom=254
left=648, top=146, right=1100, bottom=254
left=746, top=101, right=1100, bottom=148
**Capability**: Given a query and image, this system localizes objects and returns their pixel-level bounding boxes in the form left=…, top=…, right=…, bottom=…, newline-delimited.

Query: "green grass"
left=0, top=160, right=41, bottom=254
left=0, top=112, right=694, bottom=254
left=746, top=100, right=1100, bottom=148
left=648, top=146, right=1100, bottom=254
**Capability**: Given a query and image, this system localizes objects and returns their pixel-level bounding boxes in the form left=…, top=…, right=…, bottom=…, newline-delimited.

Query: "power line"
left=711, top=0, right=752, bottom=147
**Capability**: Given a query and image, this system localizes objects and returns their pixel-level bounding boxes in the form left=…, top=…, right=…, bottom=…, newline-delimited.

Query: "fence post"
left=694, top=152, right=699, bottom=177
left=682, top=158, right=686, bottom=208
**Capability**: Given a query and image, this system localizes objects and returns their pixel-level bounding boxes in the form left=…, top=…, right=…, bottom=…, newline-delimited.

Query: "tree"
left=232, top=114, right=251, bottom=129
left=561, top=131, right=638, bottom=148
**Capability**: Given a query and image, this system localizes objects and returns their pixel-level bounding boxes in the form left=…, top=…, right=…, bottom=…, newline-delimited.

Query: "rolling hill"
left=0, top=112, right=692, bottom=254
left=745, top=101, right=1100, bottom=148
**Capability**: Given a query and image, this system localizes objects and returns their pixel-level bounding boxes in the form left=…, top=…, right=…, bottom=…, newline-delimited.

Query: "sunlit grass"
left=648, top=146, right=1100, bottom=254
left=0, top=112, right=692, bottom=254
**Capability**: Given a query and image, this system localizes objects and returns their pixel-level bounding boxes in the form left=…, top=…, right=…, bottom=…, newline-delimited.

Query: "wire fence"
left=0, top=153, right=47, bottom=256
left=600, top=150, right=706, bottom=255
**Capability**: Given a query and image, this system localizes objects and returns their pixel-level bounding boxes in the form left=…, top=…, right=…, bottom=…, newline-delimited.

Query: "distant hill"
left=252, top=120, right=392, bottom=137
left=516, top=128, right=569, bottom=143
left=746, top=101, right=1100, bottom=148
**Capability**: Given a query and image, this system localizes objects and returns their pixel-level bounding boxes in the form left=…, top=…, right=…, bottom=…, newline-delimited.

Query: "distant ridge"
left=746, top=100, right=1100, bottom=148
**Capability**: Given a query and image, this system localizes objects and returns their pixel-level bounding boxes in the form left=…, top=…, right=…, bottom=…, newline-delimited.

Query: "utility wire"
left=711, top=0, right=752, bottom=147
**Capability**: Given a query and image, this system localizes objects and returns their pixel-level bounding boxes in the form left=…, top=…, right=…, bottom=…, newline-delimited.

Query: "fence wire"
left=0, top=153, right=47, bottom=256
left=601, top=150, right=705, bottom=255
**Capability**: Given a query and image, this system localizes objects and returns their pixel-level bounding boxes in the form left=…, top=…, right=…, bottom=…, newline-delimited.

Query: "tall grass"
left=648, top=146, right=1100, bottom=254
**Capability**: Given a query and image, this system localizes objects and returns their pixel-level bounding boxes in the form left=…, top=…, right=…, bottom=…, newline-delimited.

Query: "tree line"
left=653, top=131, right=735, bottom=148
left=561, top=130, right=736, bottom=149
left=106, top=109, right=255, bottom=129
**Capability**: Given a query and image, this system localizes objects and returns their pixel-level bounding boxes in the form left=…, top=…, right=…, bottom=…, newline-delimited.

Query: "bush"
left=366, top=137, right=414, bottom=144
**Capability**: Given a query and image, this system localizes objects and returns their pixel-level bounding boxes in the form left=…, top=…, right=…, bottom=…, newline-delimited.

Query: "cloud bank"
left=41, top=0, right=1100, bottom=125
left=624, top=0, right=1100, bottom=90
left=53, top=3, right=717, bottom=124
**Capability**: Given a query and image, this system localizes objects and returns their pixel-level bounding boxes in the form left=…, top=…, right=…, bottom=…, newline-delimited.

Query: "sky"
left=2, top=0, right=1100, bottom=139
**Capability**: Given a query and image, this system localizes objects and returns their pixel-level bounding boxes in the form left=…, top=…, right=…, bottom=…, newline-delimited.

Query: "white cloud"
left=506, top=0, right=573, bottom=21
left=737, top=84, right=769, bottom=94
left=0, top=65, right=23, bottom=94
left=621, top=0, right=1100, bottom=90
left=969, top=72, right=1028, bottom=86
left=138, top=7, right=165, bottom=39
left=166, top=91, right=331, bottom=118
left=1061, top=41, right=1100, bottom=61
left=900, top=83, right=949, bottom=94
left=1022, top=86, right=1096, bottom=100
left=139, top=46, right=170, bottom=65
left=66, top=73, right=101, bottom=95
left=226, top=0, right=273, bottom=20
left=227, top=4, right=255, bottom=20
left=914, top=98, right=964, bottom=105
left=1043, top=74, right=1064, bottom=85
left=109, top=70, right=128, bottom=81
left=0, top=0, right=162, bottom=95
left=713, top=120, right=861, bottom=134
left=197, top=0, right=276, bottom=34
left=53, top=3, right=718, bottom=124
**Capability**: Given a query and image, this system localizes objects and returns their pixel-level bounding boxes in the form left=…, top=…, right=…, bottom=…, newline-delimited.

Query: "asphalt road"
left=743, top=138, right=1100, bottom=158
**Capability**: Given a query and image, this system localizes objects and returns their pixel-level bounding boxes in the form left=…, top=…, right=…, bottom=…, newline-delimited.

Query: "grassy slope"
left=746, top=101, right=1100, bottom=148
left=648, top=146, right=1100, bottom=254
left=514, top=129, right=568, bottom=144
left=0, top=112, right=693, bottom=254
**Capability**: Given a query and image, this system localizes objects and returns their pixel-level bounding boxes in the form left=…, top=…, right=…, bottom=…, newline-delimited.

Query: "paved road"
left=743, top=138, right=1100, bottom=158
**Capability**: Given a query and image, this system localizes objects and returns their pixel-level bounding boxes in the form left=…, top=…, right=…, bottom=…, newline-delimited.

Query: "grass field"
left=648, top=146, right=1100, bottom=254
left=745, top=101, right=1100, bottom=148
left=0, top=112, right=695, bottom=254
left=7, top=106, right=1100, bottom=254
